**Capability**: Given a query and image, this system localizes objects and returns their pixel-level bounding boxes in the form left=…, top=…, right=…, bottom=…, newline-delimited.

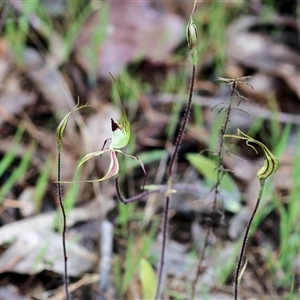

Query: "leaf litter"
left=0, top=1, right=299, bottom=299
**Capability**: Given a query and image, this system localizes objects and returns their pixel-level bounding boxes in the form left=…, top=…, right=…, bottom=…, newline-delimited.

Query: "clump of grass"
left=0, top=128, right=36, bottom=203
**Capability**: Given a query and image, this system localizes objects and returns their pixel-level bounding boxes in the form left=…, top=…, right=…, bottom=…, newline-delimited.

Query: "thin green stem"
left=56, top=152, right=70, bottom=300
left=234, top=180, right=265, bottom=300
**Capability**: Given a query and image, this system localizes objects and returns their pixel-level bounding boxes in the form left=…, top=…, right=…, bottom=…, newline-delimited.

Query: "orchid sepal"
left=56, top=100, right=89, bottom=152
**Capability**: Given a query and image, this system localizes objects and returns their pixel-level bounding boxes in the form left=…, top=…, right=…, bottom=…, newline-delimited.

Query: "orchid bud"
left=186, top=18, right=198, bottom=65
left=186, top=18, right=198, bottom=50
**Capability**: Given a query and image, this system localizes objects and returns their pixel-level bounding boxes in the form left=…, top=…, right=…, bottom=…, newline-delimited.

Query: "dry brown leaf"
left=0, top=74, right=36, bottom=126
left=23, top=48, right=77, bottom=131
left=0, top=39, right=10, bottom=84
left=228, top=207, right=252, bottom=240
left=0, top=229, right=97, bottom=277
left=0, top=200, right=113, bottom=246
left=227, top=16, right=300, bottom=100
left=75, top=0, right=184, bottom=78
left=0, top=201, right=116, bottom=277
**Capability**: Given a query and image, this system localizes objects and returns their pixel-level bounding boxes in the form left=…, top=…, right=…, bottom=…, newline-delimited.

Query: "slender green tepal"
left=225, top=129, right=279, bottom=181
left=56, top=101, right=89, bottom=152
left=57, top=79, right=145, bottom=185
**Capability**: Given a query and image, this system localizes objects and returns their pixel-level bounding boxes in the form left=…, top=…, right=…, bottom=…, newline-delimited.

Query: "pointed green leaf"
left=139, top=258, right=157, bottom=300
left=186, top=153, right=241, bottom=213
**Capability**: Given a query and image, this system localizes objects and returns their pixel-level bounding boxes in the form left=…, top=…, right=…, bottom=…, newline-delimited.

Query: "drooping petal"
left=76, top=149, right=111, bottom=171
left=224, top=129, right=279, bottom=181
left=58, top=150, right=119, bottom=184
left=116, top=150, right=147, bottom=177
left=116, top=150, right=147, bottom=191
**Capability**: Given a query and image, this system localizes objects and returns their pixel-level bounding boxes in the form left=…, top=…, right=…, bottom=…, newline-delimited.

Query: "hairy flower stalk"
left=56, top=78, right=147, bottom=297
left=155, top=1, right=198, bottom=298
left=55, top=100, right=89, bottom=300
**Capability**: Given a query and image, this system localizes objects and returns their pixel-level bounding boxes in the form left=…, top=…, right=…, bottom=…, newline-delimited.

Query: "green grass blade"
left=0, top=142, right=36, bottom=204
left=0, top=126, right=24, bottom=178
left=186, top=153, right=241, bottom=213
left=34, top=155, right=52, bottom=212
left=139, top=258, right=157, bottom=300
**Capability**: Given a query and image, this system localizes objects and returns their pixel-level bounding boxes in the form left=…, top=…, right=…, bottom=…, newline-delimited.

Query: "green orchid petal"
left=57, top=149, right=120, bottom=184
left=108, top=72, right=131, bottom=149
left=224, top=128, right=279, bottom=181
left=56, top=148, right=111, bottom=183
left=116, top=150, right=147, bottom=176
left=76, top=149, right=110, bottom=171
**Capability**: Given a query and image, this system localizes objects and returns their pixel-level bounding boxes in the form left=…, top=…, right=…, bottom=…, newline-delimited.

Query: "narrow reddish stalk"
left=56, top=152, right=70, bottom=300
left=115, top=177, right=155, bottom=204
left=155, top=65, right=196, bottom=299
left=234, top=182, right=265, bottom=300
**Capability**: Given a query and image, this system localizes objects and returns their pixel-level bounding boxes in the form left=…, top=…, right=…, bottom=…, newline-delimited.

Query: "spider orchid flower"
left=56, top=73, right=146, bottom=184
left=75, top=106, right=146, bottom=182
